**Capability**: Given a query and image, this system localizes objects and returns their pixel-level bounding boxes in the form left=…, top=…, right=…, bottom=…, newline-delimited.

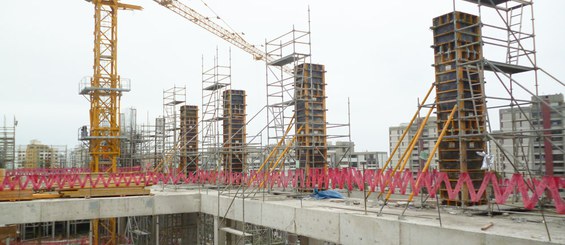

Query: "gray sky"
left=1, top=0, right=564, bottom=152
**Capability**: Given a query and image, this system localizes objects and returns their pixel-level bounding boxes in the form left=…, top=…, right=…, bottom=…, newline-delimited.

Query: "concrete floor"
left=0, top=185, right=564, bottom=244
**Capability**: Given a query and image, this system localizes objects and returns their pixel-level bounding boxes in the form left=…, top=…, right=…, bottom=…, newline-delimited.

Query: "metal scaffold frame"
left=0, top=117, right=16, bottom=170
left=162, top=86, right=186, bottom=171
left=137, top=121, right=160, bottom=170
left=201, top=49, right=232, bottom=171
left=418, top=1, right=565, bottom=222
left=448, top=0, right=565, bottom=179
left=264, top=16, right=351, bottom=182
left=119, top=108, right=143, bottom=169
left=264, top=27, right=311, bottom=171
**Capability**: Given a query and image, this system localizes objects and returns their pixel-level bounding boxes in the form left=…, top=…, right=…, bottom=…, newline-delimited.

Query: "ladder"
left=507, top=5, right=524, bottom=65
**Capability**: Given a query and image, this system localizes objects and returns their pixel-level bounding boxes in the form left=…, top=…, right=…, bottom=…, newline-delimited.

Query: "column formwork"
left=432, top=12, right=486, bottom=204
left=295, top=63, right=328, bottom=171
left=222, top=90, right=246, bottom=172
left=180, top=105, right=199, bottom=172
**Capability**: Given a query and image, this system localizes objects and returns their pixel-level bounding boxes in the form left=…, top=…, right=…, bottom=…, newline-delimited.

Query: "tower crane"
left=82, top=0, right=284, bottom=243
left=152, top=0, right=293, bottom=74
left=83, top=0, right=141, bottom=244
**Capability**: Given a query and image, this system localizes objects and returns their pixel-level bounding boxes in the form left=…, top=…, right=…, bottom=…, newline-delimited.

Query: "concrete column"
left=299, top=235, right=309, bottom=245
left=307, top=237, right=326, bottom=245
left=183, top=213, right=198, bottom=245
left=287, top=233, right=298, bottom=245
left=89, top=220, right=93, bottom=245
left=155, top=216, right=160, bottom=245
left=118, top=217, right=127, bottom=242
left=214, top=216, right=226, bottom=245
left=298, top=236, right=326, bottom=245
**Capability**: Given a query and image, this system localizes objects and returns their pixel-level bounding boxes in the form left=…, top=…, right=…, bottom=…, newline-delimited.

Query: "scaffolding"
left=120, top=108, right=143, bottom=169
left=430, top=0, right=565, bottom=205
left=265, top=24, right=351, bottom=180
left=163, top=87, right=187, bottom=170
left=136, top=121, right=161, bottom=170
left=18, top=220, right=90, bottom=244
left=201, top=50, right=231, bottom=171
left=0, top=117, right=16, bottom=169
left=265, top=27, right=311, bottom=170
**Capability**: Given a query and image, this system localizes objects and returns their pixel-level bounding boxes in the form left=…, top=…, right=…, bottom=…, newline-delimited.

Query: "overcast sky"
left=1, top=0, right=564, bottom=152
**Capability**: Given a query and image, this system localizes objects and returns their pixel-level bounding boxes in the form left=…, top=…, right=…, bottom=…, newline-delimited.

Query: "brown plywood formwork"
left=295, top=63, right=328, bottom=171
left=180, top=105, right=199, bottom=173
left=222, top=90, right=247, bottom=173
left=432, top=11, right=486, bottom=204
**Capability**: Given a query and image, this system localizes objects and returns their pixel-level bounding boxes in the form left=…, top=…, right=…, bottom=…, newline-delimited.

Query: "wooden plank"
left=0, top=190, right=34, bottom=202
left=60, top=187, right=150, bottom=198
left=32, top=192, right=62, bottom=199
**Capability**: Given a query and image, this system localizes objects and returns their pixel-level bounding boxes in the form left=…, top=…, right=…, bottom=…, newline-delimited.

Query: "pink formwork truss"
left=2, top=167, right=564, bottom=214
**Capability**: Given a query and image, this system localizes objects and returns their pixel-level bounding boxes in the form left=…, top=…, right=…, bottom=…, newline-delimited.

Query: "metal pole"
left=347, top=98, right=352, bottom=198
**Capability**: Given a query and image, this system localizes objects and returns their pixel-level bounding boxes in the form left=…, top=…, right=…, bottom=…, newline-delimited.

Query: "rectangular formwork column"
left=180, top=105, right=199, bottom=173
left=295, top=63, right=328, bottom=172
left=432, top=12, right=486, bottom=204
left=222, top=90, right=247, bottom=172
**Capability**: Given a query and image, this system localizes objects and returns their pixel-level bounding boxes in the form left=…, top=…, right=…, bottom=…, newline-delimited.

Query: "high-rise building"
left=389, top=117, right=439, bottom=172
left=497, top=94, right=565, bottom=176
left=327, top=141, right=387, bottom=169
left=19, top=140, right=67, bottom=169
left=69, top=144, right=89, bottom=168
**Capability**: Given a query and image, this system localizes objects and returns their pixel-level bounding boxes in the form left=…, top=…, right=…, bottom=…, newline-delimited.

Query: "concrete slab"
left=242, top=199, right=262, bottom=226
left=41, top=199, right=99, bottom=222
left=400, top=222, right=485, bottom=245
left=340, top=213, right=399, bottom=245
left=295, top=206, right=340, bottom=243
left=200, top=192, right=219, bottom=215
left=261, top=202, right=296, bottom=232
left=1, top=188, right=563, bottom=245
left=0, top=202, right=40, bottom=225
left=154, top=192, right=200, bottom=215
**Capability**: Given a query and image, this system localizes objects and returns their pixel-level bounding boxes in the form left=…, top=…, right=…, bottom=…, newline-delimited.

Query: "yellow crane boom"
left=154, top=0, right=264, bottom=60
left=153, top=0, right=293, bottom=74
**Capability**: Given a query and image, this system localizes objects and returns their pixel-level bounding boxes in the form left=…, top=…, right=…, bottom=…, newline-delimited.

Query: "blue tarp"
left=310, top=188, right=344, bottom=200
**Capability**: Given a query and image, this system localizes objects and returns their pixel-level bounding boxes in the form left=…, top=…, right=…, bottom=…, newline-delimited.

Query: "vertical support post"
left=214, top=216, right=225, bottom=245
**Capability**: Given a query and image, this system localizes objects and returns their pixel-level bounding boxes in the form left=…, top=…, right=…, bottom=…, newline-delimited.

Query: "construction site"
left=1, top=0, right=565, bottom=244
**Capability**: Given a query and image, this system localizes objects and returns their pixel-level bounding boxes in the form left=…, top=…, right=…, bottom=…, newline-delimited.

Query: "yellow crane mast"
left=84, top=0, right=140, bottom=173
left=83, top=0, right=140, bottom=244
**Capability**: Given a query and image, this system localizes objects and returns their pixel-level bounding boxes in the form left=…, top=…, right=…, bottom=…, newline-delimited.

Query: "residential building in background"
left=69, top=144, right=89, bottom=168
left=328, top=141, right=387, bottom=169
left=496, top=94, right=565, bottom=176
left=389, top=117, right=439, bottom=173
left=16, top=140, right=68, bottom=169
